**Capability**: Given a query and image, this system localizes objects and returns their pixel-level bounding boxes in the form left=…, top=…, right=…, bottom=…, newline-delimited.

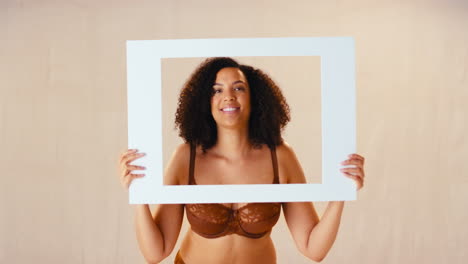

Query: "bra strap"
left=189, top=143, right=196, bottom=185
left=270, top=147, right=279, bottom=184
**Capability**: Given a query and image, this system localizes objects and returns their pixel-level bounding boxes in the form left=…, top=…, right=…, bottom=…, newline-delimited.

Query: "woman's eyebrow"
left=213, top=80, right=246, bottom=86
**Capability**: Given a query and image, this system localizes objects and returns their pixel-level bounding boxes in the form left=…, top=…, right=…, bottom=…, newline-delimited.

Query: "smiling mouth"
left=221, top=107, right=240, bottom=112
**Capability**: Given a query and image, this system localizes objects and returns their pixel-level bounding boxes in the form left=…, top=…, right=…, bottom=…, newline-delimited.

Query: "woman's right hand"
left=119, top=149, right=146, bottom=190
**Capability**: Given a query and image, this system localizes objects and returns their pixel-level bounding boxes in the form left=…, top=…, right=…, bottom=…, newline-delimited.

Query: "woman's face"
left=211, top=67, right=251, bottom=130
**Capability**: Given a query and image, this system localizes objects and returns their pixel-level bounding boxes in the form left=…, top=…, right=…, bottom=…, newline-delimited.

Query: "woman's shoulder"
left=164, top=143, right=192, bottom=185
left=173, top=142, right=191, bottom=158
left=275, top=141, right=297, bottom=160
left=275, top=142, right=306, bottom=184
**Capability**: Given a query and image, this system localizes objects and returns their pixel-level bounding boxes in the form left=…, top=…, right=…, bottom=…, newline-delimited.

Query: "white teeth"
left=222, top=107, right=237, bottom=112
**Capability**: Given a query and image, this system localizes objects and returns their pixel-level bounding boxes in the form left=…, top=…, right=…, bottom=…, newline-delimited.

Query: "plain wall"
left=1, top=0, right=467, bottom=263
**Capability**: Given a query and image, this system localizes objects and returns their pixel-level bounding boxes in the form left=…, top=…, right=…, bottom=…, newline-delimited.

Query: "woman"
left=119, top=57, right=365, bottom=264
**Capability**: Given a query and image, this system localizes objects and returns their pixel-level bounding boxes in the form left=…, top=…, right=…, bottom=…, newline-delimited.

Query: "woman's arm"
left=120, top=144, right=189, bottom=264
left=277, top=143, right=364, bottom=262
left=134, top=203, right=184, bottom=264
left=282, top=201, right=344, bottom=262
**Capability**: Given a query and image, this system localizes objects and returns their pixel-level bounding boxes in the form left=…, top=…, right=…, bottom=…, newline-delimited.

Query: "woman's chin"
left=217, top=121, right=248, bottom=130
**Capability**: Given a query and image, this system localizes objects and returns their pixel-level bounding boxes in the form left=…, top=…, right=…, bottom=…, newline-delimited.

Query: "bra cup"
left=237, top=203, right=281, bottom=235
left=186, top=203, right=282, bottom=239
left=186, top=204, right=231, bottom=237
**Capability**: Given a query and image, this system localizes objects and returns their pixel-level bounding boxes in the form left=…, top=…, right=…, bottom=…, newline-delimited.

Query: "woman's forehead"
left=215, top=67, right=247, bottom=82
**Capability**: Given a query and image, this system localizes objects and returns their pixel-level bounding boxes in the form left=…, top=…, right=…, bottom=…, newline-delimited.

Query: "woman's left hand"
left=340, top=154, right=365, bottom=190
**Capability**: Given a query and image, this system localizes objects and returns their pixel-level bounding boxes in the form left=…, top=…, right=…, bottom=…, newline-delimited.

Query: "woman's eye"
left=213, top=89, right=222, bottom=94
left=234, top=86, right=245, bottom=91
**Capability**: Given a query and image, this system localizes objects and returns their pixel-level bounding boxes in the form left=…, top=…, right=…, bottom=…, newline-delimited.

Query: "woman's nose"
left=223, top=90, right=235, bottom=101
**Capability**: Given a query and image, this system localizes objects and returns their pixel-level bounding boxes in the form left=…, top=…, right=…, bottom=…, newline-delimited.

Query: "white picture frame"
left=126, top=37, right=356, bottom=204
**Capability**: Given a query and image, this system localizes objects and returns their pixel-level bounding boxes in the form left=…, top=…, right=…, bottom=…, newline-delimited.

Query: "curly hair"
left=175, top=57, right=290, bottom=152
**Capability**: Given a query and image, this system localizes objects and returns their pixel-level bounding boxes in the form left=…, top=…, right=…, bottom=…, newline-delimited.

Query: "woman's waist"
left=178, top=229, right=277, bottom=264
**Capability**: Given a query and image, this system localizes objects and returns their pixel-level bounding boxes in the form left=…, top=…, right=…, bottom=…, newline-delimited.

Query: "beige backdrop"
left=1, top=0, right=467, bottom=263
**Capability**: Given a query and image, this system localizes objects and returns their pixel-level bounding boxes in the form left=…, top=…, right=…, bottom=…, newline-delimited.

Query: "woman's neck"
left=212, top=127, right=252, bottom=159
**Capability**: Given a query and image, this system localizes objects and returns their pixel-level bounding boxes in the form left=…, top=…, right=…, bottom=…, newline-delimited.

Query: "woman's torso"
left=179, top=144, right=281, bottom=264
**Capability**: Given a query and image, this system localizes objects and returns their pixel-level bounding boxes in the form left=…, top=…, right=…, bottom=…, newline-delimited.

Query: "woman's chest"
left=193, top=154, right=275, bottom=185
